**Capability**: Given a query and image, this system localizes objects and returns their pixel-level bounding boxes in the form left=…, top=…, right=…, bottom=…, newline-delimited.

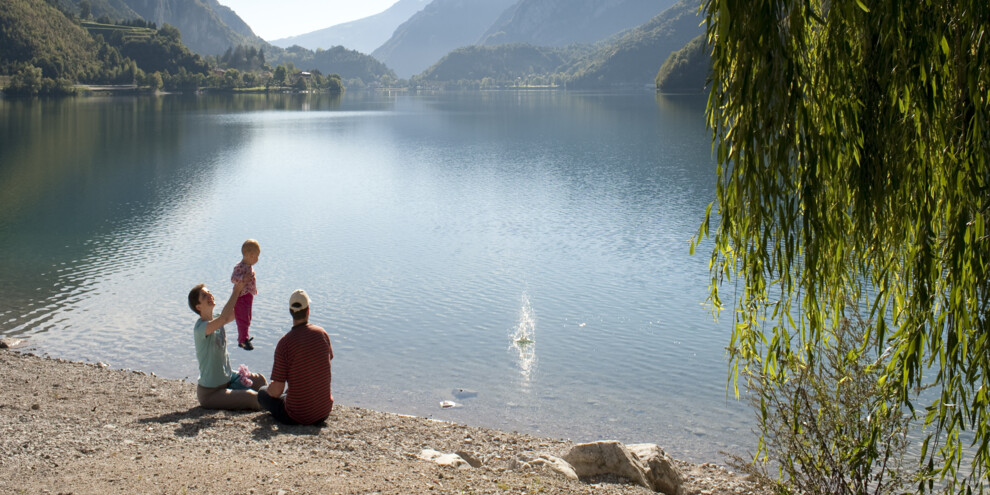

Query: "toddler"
left=231, top=239, right=260, bottom=350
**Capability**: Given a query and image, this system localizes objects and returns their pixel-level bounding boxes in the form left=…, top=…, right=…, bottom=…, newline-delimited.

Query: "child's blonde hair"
left=242, top=239, right=261, bottom=255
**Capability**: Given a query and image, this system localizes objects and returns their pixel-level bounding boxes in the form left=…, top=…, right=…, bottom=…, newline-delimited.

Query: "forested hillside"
left=563, top=0, right=701, bottom=88
left=1, top=0, right=102, bottom=80
left=0, top=0, right=252, bottom=94
left=55, top=0, right=265, bottom=55
left=271, top=0, right=430, bottom=55
left=655, top=34, right=708, bottom=93
left=479, top=0, right=677, bottom=47
left=372, top=0, right=517, bottom=79
left=50, top=0, right=140, bottom=20
left=414, top=43, right=591, bottom=87
left=270, top=45, right=396, bottom=87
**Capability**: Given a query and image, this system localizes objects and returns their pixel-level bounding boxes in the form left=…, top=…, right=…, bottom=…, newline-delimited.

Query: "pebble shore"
left=0, top=345, right=765, bottom=494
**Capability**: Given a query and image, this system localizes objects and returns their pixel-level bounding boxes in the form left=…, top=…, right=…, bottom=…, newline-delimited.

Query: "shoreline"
left=0, top=345, right=763, bottom=494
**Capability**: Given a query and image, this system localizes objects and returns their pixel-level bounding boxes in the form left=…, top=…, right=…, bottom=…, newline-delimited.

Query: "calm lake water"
left=0, top=91, right=751, bottom=462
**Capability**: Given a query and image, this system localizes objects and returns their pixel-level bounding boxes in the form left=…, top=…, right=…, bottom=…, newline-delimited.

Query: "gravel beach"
left=0, top=345, right=765, bottom=494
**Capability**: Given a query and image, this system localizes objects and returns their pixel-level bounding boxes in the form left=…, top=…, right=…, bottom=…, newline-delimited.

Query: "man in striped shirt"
left=258, top=289, right=334, bottom=425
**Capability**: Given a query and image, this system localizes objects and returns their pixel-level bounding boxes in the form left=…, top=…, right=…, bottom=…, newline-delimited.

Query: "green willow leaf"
left=702, top=0, right=990, bottom=491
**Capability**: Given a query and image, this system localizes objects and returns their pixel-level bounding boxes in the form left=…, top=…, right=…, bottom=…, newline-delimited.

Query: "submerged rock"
left=452, top=388, right=478, bottom=399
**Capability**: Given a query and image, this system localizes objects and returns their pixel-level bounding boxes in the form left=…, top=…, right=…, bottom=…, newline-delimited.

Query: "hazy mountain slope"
left=372, top=0, right=517, bottom=79
left=415, top=43, right=588, bottom=82
left=123, top=0, right=264, bottom=55
left=270, top=0, right=430, bottom=54
left=479, top=0, right=677, bottom=47
left=564, top=0, right=702, bottom=88
left=205, top=0, right=257, bottom=41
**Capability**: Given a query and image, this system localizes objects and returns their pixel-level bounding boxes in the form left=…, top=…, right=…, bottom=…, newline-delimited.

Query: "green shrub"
left=730, top=308, right=917, bottom=494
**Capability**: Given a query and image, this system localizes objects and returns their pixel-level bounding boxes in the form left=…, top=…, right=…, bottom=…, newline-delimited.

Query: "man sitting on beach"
left=258, top=289, right=334, bottom=425
left=188, top=282, right=268, bottom=410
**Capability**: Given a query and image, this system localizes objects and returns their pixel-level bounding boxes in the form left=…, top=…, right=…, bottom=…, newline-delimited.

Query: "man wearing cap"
left=257, top=289, right=334, bottom=425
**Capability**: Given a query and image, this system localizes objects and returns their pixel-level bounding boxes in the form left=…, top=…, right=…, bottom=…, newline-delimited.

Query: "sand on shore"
left=0, top=346, right=763, bottom=494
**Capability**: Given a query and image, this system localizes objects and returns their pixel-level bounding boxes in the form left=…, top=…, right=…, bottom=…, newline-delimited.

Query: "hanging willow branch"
left=697, top=0, right=989, bottom=491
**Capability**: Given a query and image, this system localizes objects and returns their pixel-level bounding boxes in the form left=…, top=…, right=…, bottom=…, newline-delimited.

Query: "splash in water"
left=512, top=293, right=535, bottom=344
left=510, top=293, right=536, bottom=380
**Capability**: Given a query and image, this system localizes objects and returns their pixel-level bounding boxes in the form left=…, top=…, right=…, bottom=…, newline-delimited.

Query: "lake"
left=0, top=90, right=751, bottom=463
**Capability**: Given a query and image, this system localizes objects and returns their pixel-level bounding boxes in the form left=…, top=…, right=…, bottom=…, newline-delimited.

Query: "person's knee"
left=251, top=373, right=268, bottom=390
left=257, top=386, right=273, bottom=405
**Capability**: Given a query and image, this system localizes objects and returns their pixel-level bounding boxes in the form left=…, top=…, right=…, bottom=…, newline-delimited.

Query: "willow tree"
left=698, top=0, right=989, bottom=491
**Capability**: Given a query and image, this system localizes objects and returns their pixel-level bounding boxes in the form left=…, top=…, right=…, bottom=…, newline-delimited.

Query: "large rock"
left=511, top=452, right=580, bottom=480
left=417, top=449, right=471, bottom=469
left=563, top=440, right=651, bottom=489
left=628, top=443, right=684, bottom=495
left=530, top=455, right=579, bottom=480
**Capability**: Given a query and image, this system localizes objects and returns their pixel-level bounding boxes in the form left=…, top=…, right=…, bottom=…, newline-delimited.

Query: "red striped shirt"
left=271, top=323, right=334, bottom=424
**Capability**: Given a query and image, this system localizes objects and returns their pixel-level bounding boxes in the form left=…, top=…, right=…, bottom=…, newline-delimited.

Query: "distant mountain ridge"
left=270, top=0, right=430, bottom=54
left=479, top=0, right=678, bottom=47
left=412, top=0, right=701, bottom=88
left=416, top=43, right=591, bottom=83
left=372, top=0, right=517, bottom=79
left=563, top=0, right=702, bottom=88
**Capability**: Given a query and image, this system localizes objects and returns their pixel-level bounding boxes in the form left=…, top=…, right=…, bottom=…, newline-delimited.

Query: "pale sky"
left=218, top=0, right=401, bottom=41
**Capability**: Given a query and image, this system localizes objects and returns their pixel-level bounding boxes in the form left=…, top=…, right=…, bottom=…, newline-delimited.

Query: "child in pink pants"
left=231, top=239, right=260, bottom=350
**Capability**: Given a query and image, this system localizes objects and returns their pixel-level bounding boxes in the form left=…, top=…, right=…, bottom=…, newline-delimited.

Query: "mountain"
left=415, top=43, right=591, bottom=84
left=1, top=0, right=101, bottom=78
left=372, top=0, right=517, bottom=79
left=563, top=0, right=702, bottom=88
left=56, top=0, right=265, bottom=55
left=655, top=33, right=709, bottom=93
left=51, top=0, right=141, bottom=20
left=479, top=0, right=678, bottom=47
left=118, top=0, right=264, bottom=55
left=270, top=0, right=430, bottom=54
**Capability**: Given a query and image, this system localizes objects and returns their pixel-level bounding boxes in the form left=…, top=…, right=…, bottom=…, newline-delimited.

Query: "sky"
left=217, top=0, right=401, bottom=41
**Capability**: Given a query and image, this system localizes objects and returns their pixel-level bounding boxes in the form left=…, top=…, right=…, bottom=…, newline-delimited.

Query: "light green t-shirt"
left=193, top=318, right=232, bottom=388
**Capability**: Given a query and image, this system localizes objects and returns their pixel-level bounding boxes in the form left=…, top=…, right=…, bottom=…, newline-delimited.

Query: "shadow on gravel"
left=138, top=407, right=232, bottom=437
left=251, top=415, right=326, bottom=441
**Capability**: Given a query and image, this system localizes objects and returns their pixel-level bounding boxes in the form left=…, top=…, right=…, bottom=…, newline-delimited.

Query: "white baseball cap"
left=289, top=289, right=310, bottom=310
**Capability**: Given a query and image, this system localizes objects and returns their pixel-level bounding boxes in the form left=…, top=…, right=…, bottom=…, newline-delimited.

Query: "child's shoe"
left=239, top=337, right=254, bottom=351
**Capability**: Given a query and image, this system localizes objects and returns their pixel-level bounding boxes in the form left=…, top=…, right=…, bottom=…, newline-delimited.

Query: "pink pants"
left=235, top=292, right=253, bottom=344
